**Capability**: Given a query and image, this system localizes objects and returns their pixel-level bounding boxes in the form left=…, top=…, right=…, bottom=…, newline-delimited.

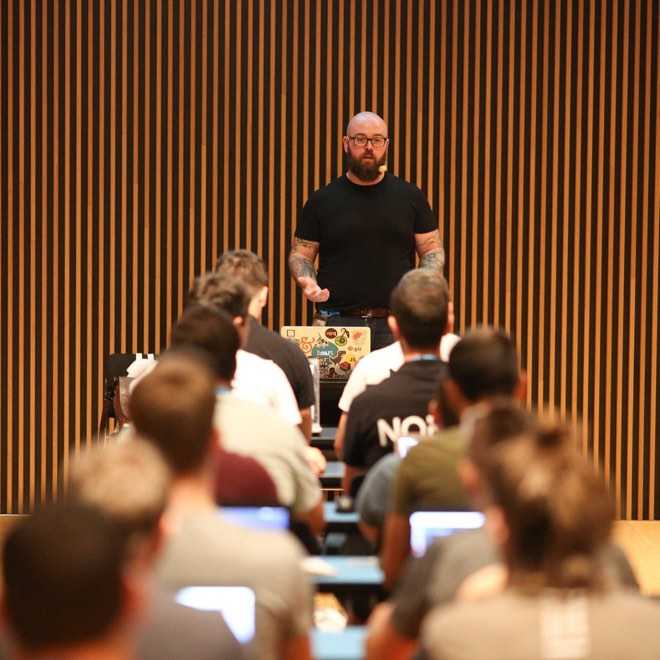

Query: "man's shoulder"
left=306, top=176, right=348, bottom=202
left=384, top=172, right=426, bottom=196
left=218, top=393, right=300, bottom=439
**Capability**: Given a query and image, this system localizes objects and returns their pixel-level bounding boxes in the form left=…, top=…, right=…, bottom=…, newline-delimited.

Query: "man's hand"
left=298, top=276, right=330, bottom=303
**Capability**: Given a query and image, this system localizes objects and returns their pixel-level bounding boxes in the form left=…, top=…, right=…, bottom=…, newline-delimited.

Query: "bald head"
left=345, top=111, right=388, bottom=137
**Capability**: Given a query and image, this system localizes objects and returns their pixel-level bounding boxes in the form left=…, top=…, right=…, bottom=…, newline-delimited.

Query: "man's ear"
left=446, top=300, right=455, bottom=334
left=428, top=398, right=442, bottom=426
left=232, top=316, right=247, bottom=346
left=514, top=371, right=528, bottom=403
left=118, top=566, right=147, bottom=631
left=342, top=135, right=350, bottom=153
left=257, top=286, right=269, bottom=309
left=458, top=458, right=481, bottom=499
left=443, top=378, right=466, bottom=417
left=387, top=315, right=401, bottom=341
left=484, top=505, right=509, bottom=548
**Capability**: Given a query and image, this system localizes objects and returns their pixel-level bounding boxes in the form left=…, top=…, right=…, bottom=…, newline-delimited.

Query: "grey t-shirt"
left=215, top=393, right=322, bottom=514
left=156, top=511, right=313, bottom=660
left=355, top=453, right=401, bottom=529
left=392, top=528, right=639, bottom=639
left=422, top=589, right=660, bottom=660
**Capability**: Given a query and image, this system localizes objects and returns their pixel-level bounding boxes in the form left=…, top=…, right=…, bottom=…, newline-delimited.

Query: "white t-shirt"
left=127, top=350, right=302, bottom=427
left=231, top=350, right=301, bottom=426
left=338, top=334, right=461, bottom=413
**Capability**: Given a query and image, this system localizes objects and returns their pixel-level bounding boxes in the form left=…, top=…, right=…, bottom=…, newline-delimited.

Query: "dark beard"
left=346, top=151, right=386, bottom=182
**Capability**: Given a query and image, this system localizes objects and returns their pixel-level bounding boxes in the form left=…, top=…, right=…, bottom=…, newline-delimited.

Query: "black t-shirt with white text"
left=343, top=359, right=448, bottom=471
left=245, top=317, right=316, bottom=409
left=295, top=173, right=437, bottom=311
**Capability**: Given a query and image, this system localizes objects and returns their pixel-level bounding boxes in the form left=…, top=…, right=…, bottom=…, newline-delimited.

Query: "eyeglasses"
left=348, top=134, right=388, bottom=148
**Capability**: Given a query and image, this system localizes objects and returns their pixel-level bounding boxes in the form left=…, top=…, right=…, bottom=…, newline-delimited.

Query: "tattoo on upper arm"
left=419, top=248, right=445, bottom=273
left=293, top=237, right=318, bottom=249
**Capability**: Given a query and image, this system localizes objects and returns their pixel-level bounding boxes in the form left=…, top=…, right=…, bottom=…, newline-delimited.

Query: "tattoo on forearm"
left=419, top=248, right=445, bottom=273
left=288, top=253, right=317, bottom=281
left=293, top=237, right=318, bottom=248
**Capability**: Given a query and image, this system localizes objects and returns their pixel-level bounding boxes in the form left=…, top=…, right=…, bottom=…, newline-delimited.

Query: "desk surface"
left=312, top=627, right=366, bottom=660
left=324, top=500, right=359, bottom=526
left=313, top=556, right=383, bottom=587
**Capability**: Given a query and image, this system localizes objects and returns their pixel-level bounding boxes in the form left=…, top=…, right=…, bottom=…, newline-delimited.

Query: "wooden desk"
left=613, top=521, right=660, bottom=595
left=313, top=556, right=383, bottom=595
left=324, top=500, right=359, bottom=533
left=321, top=462, right=345, bottom=489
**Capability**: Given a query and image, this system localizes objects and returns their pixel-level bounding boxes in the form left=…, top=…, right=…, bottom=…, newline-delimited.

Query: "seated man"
left=341, top=270, right=450, bottom=493
left=366, top=402, right=640, bottom=660
left=334, top=295, right=459, bottom=457
left=66, top=440, right=246, bottom=660
left=169, top=305, right=324, bottom=534
left=215, top=249, right=316, bottom=439
left=2, top=504, right=142, bottom=660
left=421, top=413, right=659, bottom=660
left=129, top=352, right=314, bottom=660
left=379, top=329, right=527, bottom=588
left=189, top=271, right=302, bottom=427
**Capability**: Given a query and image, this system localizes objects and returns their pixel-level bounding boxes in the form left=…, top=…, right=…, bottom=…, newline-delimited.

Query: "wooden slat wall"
left=0, top=0, right=659, bottom=517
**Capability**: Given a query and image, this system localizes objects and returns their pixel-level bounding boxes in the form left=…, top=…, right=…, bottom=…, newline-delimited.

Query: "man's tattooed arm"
left=288, top=237, right=320, bottom=282
left=415, top=229, right=445, bottom=273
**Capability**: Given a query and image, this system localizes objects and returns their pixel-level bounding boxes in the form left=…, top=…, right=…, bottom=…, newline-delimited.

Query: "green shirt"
left=392, top=426, right=470, bottom=514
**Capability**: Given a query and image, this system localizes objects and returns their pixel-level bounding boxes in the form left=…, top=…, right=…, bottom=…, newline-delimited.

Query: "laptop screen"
left=219, top=505, right=290, bottom=532
left=396, top=436, right=419, bottom=458
left=409, top=511, right=486, bottom=557
left=175, top=586, right=256, bottom=644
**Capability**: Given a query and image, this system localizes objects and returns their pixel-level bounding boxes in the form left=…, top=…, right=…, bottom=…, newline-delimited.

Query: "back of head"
left=473, top=406, right=614, bottom=590
left=448, top=328, right=519, bottom=402
left=3, top=504, right=125, bottom=652
left=129, top=352, right=217, bottom=476
left=67, top=440, right=171, bottom=548
left=389, top=270, right=449, bottom=349
left=214, top=250, right=268, bottom=297
left=188, top=270, right=251, bottom=319
left=170, top=304, right=240, bottom=382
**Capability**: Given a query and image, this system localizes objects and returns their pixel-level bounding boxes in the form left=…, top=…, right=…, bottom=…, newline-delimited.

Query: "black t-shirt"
left=343, top=359, right=448, bottom=471
left=244, top=317, right=316, bottom=409
left=296, top=173, right=436, bottom=310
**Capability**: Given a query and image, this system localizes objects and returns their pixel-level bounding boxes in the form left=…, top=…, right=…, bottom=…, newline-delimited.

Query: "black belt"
left=342, top=307, right=391, bottom=319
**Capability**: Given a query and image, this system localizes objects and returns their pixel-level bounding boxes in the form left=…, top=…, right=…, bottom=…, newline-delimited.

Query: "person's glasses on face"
left=348, top=134, right=388, bottom=149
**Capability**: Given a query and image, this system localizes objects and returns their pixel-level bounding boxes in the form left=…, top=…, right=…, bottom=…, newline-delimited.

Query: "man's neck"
left=167, top=473, right=217, bottom=522
left=345, top=169, right=385, bottom=186
left=400, top=342, right=441, bottom=362
left=248, top=298, right=263, bottom=320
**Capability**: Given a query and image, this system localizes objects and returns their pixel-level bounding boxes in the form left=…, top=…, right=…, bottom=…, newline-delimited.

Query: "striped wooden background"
left=0, top=0, right=658, bottom=517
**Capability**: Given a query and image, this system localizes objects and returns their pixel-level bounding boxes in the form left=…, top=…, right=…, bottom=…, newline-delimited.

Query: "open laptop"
left=280, top=326, right=371, bottom=380
left=219, top=505, right=290, bottom=532
left=175, top=586, right=256, bottom=644
left=409, top=510, right=486, bottom=557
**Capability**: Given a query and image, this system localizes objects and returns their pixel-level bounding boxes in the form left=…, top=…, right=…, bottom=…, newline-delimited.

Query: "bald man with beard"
left=289, top=111, right=445, bottom=350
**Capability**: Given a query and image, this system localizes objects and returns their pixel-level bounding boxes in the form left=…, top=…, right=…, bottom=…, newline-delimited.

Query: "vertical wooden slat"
left=40, top=0, right=49, bottom=497
left=494, top=0, right=504, bottom=328
left=120, top=0, right=128, bottom=351
left=233, top=0, right=240, bottom=253
left=278, top=0, right=288, bottom=326
left=222, top=0, right=229, bottom=255
left=404, top=0, right=412, bottom=182
left=537, top=0, right=550, bottom=413
left=289, top=0, right=298, bottom=323
left=505, top=0, right=516, bottom=334
left=211, top=0, right=220, bottom=262
left=314, top=0, right=322, bottom=190
left=525, top=0, right=539, bottom=409
left=459, top=0, right=469, bottom=333
left=470, top=0, right=482, bottom=327
left=393, top=0, right=401, bottom=171
left=29, top=0, right=37, bottom=506
left=155, top=0, right=162, bottom=349
left=449, top=0, right=459, bottom=301
left=243, top=0, right=251, bottom=253
left=604, top=0, right=619, bottom=494
left=428, top=0, right=438, bottom=209
left=572, top=0, right=584, bottom=432
left=144, top=0, right=152, bottom=342
left=176, top=0, right=184, bottom=314
left=337, top=0, right=345, bottom=168
left=266, top=0, right=275, bottom=324
left=198, top=0, right=207, bottom=266
left=165, top=0, right=174, bottom=331
left=548, top=0, right=562, bottom=414
left=109, top=0, right=117, bottom=357
left=131, top=0, right=140, bottom=353
left=618, top=0, right=631, bottom=518
left=189, top=0, right=197, bottom=280
left=482, top=0, right=493, bottom=324
left=583, top=0, right=596, bottom=457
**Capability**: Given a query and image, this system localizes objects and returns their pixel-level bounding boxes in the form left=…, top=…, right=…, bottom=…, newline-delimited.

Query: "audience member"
left=215, top=249, right=316, bottom=438
left=333, top=296, right=459, bottom=457
left=2, top=504, right=141, bottom=660
left=67, top=440, right=245, bottom=660
left=379, top=328, right=526, bottom=587
left=341, top=270, right=450, bottom=493
left=189, top=271, right=301, bottom=427
left=421, top=416, right=658, bottom=660
left=366, top=403, right=639, bottom=660
left=129, top=352, right=314, bottom=660
left=169, top=306, right=324, bottom=533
